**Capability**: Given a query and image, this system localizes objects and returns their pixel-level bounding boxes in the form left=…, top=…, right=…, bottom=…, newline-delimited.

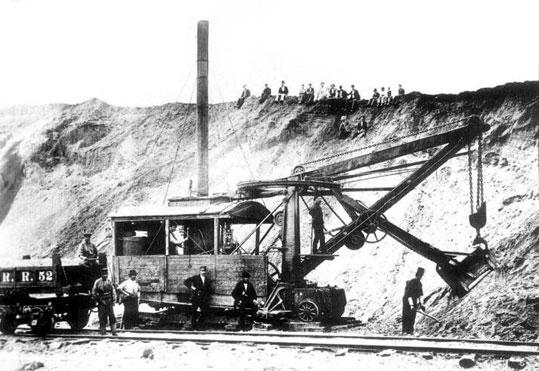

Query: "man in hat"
left=184, top=266, right=212, bottom=330
left=78, top=232, right=98, bottom=262
left=118, top=269, right=141, bottom=329
left=304, top=83, right=315, bottom=105
left=259, top=83, right=272, bottom=104
left=231, top=270, right=258, bottom=331
left=309, top=197, right=325, bottom=253
left=402, top=267, right=425, bottom=335
left=92, top=268, right=117, bottom=335
left=275, top=80, right=289, bottom=104
left=236, top=84, right=251, bottom=109
left=348, top=85, right=361, bottom=111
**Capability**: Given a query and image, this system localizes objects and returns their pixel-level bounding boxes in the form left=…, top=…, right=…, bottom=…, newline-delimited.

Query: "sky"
left=0, top=0, right=537, bottom=108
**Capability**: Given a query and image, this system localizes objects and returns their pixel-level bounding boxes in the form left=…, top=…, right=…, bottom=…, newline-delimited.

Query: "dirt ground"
left=1, top=336, right=538, bottom=371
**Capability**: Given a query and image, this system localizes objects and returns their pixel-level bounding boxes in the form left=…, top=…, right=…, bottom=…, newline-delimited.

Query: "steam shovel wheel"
left=297, top=300, right=320, bottom=322
left=0, top=313, right=17, bottom=334
left=68, top=306, right=90, bottom=330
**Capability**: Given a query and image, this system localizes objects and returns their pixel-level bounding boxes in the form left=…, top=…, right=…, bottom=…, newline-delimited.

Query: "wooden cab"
left=110, top=197, right=273, bottom=309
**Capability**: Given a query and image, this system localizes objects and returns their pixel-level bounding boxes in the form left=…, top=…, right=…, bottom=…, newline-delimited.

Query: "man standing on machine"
left=309, top=197, right=325, bottom=253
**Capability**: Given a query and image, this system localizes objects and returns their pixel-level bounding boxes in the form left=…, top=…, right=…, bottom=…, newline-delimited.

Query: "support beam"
left=281, top=188, right=301, bottom=286
left=196, top=20, right=209, bottom=196
left=295, top=116, right=488, bottom=178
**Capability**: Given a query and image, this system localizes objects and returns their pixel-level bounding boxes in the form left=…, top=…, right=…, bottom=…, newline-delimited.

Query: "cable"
left=210, top=71, right=256, bottom=181
left=162, top=83, right=196, bottom=204
left=299, top=117, right=469, bottom=167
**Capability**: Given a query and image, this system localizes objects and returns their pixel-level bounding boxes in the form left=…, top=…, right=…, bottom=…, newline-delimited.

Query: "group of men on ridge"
left=237, top=81, right=406, bottom=108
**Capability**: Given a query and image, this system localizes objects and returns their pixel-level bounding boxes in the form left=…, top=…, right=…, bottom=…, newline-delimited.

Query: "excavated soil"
left=0, top=82, right=538, bottom=343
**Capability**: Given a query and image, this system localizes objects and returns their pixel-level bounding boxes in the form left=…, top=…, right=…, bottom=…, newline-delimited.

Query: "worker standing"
left=231, top=270, right=258, bottom=331
left=309, top=198, right=325, bottom=253
left=184, top=266, right=212, bottom=330
left=92, top=268, right=118, bottom=336
left=402, top=267, right=425, bottom=335
left=118, top=269, right=140, bottom=330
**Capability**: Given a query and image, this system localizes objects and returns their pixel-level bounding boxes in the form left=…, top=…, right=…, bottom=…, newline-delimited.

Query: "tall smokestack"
left=196, top=20, right=209, bottom=196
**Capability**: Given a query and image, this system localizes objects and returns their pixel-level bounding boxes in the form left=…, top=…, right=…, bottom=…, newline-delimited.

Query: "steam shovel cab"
left=110, top=196, right=347, bottom=326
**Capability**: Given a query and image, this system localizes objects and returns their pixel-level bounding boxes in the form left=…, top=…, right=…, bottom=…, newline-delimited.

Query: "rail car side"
left=0, top=256, right=104, bottom=334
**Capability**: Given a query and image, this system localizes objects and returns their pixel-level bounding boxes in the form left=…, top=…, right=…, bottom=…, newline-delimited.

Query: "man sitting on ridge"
left=259, top=83, right=272, bottom=104
left=236, top=85, right=251, bottom=108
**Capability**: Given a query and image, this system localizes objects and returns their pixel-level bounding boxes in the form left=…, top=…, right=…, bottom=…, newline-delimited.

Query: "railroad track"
left=9, top=328, right=539, bottom=356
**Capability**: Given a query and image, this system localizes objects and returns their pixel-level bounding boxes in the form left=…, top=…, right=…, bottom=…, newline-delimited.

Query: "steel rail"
left=10, top=329, right=539, bottom=356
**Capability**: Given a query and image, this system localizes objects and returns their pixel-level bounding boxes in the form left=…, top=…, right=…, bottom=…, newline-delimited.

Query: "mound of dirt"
left=0, top=81, right=537, bottom=339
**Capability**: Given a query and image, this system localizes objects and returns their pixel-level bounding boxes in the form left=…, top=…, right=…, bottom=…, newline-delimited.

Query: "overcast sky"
left=0, top=0, right=537, bottom=108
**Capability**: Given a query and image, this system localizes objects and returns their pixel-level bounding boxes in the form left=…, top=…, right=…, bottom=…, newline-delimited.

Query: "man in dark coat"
left=92, top=268, right=117, bottom=335
left=402, top=267, right=425, bottom=335
left=309, top=198, right=325, bottom=253
left=231, top=270, right=258, bottom=331
left=275, top=80, right=289, bottom=104
left=337, top=85, right=348, bottom=99
left=304, top=83, right=315, bottom=105
left=236, top=85, right=251, bottom=108
left=348, top=84, right=361, bottom=111
left=184, top=266, right=212, bottom=329
left=259, top=83, right=272, bottom=104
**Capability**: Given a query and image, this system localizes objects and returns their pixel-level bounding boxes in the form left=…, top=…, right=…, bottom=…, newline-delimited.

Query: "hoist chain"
left=477, top=131, right=484, bottom=208
left=467, top=140, right=475, bottom=214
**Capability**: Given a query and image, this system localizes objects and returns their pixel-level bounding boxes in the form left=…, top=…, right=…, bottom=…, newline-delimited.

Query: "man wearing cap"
left=78, top=232, right=98, bottom=262
left=231, top=270, right=258, bottom=331
left=184, top=266, right=212, bottom=330
left=402, top=267, right=425, bottom=335
left=118, top=269, right=141, bottom=329
left=92, top=268, right=118, bottom=335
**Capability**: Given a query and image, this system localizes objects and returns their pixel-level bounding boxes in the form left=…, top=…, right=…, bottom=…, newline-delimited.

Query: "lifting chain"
left=467, top=132, right=487, bottom=248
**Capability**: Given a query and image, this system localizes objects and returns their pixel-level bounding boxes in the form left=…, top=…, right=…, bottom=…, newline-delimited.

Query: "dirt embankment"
left=0, top=81, right=537, bottom=339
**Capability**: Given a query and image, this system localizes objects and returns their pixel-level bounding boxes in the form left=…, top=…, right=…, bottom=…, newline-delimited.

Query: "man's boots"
left=99, top=327, right=106, bottom=336
left=111, top=323, right=118, bottom=336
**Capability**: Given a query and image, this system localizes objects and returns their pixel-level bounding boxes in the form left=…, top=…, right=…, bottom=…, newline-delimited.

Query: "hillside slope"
left=0, top=81, right=537, bottom=340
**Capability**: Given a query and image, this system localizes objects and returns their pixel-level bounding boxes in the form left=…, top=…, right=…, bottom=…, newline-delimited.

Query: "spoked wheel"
left=297, top=300, right=320, bottom=322
left=363, top=213, right=388, bottom=244
left=0, top=312, right=18, bottom=334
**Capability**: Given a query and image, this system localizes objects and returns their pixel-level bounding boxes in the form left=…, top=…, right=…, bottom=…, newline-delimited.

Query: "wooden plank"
left=116, top=256, right=165, bottom=292
left=165, top=255, right=267, bottom=298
